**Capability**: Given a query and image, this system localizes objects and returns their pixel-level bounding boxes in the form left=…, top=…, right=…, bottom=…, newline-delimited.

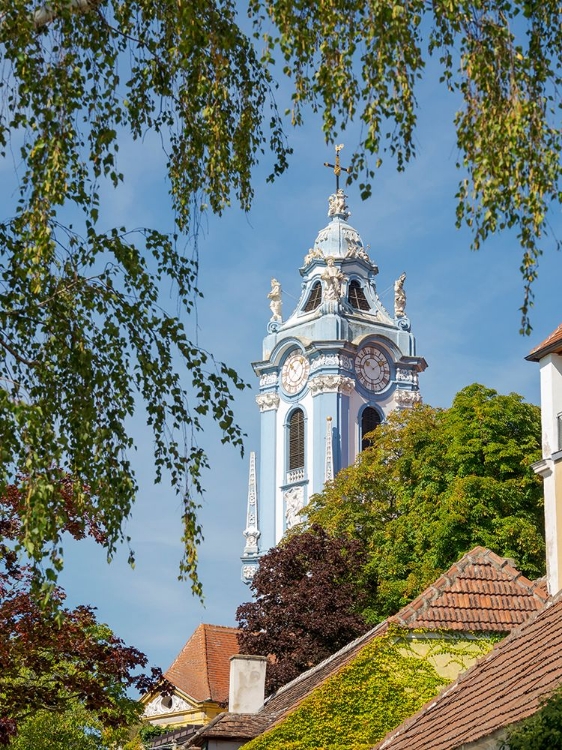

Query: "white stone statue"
left=321, top=257, right=344, bottom=301
left=328, top=188, right=350, bottom=219
left=394, top=272, right=406, bottom=318
left=304, top=246, right=324, bottom=266
left=268, top=278, right=282, bottom=322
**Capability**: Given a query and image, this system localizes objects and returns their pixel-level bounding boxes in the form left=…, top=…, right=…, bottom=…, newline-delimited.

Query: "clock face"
left=355, top=345, right=391, bottom=392
left=281, top=352, right=310, bottom=395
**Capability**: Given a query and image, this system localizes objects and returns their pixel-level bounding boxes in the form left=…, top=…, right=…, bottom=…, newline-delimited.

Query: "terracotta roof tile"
left=164, top=624, right=239, bottom=704
left=390, top=547, right=547, bottom=632
left=374, top=592, right=562, bottom=750
left=526, top=322, right=562, bottom=361
left=185, top=548, right=546, bottom=746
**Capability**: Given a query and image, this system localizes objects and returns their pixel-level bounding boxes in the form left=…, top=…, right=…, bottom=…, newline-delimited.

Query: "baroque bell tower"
left=241, top=148, right=427, bottom=582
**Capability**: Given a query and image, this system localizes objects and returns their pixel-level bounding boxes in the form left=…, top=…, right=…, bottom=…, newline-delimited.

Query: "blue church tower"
left=241, top=157, right=426, bottom=583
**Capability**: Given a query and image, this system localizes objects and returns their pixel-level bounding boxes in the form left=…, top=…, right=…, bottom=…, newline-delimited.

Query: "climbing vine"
left=242, top=628, right=498, bottom=750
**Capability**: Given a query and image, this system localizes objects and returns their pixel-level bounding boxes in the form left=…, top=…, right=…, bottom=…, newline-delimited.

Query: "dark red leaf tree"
left=0, top=481, right=162, bottom=745
left=236, top=526, right=372, bottom=695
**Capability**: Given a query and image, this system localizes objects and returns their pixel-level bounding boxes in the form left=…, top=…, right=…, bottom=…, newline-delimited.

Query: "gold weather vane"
left=324, top=144, right=349, bottom=191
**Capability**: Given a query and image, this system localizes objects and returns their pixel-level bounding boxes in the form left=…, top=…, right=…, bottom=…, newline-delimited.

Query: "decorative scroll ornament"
left=310, top=353, right=354, bottom=372
left=242, top=564, right=257, bottom=581
left=256, top=393, right=280, bottom=412
left=309, top=374, right=355, bottom=395
left=395, top=389, right=422, bottom=407
left=259, top=372, right=278, bottom=388
left=144, top=693, right=191, bottom=717
left=285, top=485, right=304, bottom=530
left=396, top=368, right=419, bottom=385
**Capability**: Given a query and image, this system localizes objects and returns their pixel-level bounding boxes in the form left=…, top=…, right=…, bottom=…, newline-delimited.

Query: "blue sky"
left=3, top=52, right=560, bottom=680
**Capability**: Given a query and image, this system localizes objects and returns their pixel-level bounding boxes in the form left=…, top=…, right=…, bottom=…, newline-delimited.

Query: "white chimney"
left=527, top=324, right=562, bottom=596
left=228, top=655, right=267, bottom=714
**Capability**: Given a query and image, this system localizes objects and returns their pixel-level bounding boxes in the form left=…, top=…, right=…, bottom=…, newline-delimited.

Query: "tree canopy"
left=236, top=526, right=372, bottom=694
left=0, top=0, right=559, bottom=592
left=0, top=485, right=160, bottom=745
left=503, top=688, right=562, bottom=750
left=306, top=384, right=545, bottom=622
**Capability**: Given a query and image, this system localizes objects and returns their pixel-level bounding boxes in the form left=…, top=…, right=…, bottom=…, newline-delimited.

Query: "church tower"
left=242, top=155, right=427, bottom=582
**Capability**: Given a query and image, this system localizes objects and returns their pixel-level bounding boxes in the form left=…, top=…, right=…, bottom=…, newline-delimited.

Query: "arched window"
left=348, top=280, right=370, bottom=311
left=303, top=282, right=322, bottom=312
left=288, top=408, right=305, bottom=470
left=361, top=407, right=381, bottom=451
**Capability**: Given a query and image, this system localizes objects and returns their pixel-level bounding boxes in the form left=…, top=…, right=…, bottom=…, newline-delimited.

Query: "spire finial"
left=242, top=451, right=260, bottom=583
left=324, top=144, right=348, bottom=191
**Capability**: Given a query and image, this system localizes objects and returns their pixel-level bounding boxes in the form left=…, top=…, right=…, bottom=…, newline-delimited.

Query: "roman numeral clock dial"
left=281, top=352, right=310, bottom=395
left=355, top=345, right=391, bottom=392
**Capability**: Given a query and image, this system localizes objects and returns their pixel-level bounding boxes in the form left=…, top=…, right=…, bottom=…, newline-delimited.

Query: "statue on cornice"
left=394, top=272, right=406, bottom=318
left=268, top=278, right=282, bottom=322
left=328, top=188, right=350, bottom=220
left=321, top=257, right=344, bottom=301
left=304, top=246, right=324, bottom=266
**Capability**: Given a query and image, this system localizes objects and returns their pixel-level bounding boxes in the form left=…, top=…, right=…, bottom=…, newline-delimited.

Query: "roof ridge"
left=391, top=546, right=546, bottom=627
left=201, top=623, right=239, bottom=632
left=201, top=623, right=213, bottom=701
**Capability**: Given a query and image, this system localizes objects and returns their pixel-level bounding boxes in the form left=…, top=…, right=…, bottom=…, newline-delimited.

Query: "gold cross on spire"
left=324, top=144, right=348, bottom=191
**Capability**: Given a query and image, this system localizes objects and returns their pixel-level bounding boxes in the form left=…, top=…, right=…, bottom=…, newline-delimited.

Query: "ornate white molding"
left=286, top=467, right=305, bottom=484
left=309, top=375, right=355, bottom=396
left=259, top=372, right=278, bottom=388
left=243, top=452, right=260, bottom=555
left=144, top=693, right=192, bottom=718
left=310, top=353, right=353, bottom=372
left=396, top=368, right=419, bottom=385
left=242, top=564, right=257, bottom=581
left=285, top=485, right=304, bottom=529
left=395, top=389, right=422, bottom=407
left=324, top=416, right=334, bottom=483
left=256, top=393, right=280, bottom=412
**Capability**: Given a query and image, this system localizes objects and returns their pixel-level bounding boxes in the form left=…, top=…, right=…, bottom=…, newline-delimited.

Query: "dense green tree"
left=1, top=0, right=559, bottom=592
left=306, top=384, right=545, bottom=622
left=503, top=689, right=562, bottom=750
left=7, top=703, right=115, bottom=750
left=236, top=526, right=373, bottom=694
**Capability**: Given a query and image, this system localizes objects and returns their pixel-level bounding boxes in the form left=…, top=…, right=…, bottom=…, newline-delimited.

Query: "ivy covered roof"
left=374, top=592, right=562, bottom=750
left=185, top=547, right=547, bottom=748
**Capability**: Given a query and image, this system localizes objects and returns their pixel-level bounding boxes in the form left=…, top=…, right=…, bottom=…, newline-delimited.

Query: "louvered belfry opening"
left=289, top=408, right=305, bottom=470
left=348, top=280, right=370, bottom=310
left=303, top=281, right=322, bottom=312
left=361, top=407, right=381, bottom=451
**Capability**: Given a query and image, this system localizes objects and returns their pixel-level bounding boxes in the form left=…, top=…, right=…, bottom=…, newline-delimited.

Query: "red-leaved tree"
left=0, top=481, right=162, bottom=745
left=236, top=526, right=373, bottom=695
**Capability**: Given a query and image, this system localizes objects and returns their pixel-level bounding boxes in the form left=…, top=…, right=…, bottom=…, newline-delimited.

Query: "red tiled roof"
left=374, top=593, right=562, bottom=750
left=186, top=548, right=546, bottom=745
left=526, top=322, right=562, bottom=361
left=164, top=624, right=239, bottom=704
left=390, top=547, right=548, bottom=632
